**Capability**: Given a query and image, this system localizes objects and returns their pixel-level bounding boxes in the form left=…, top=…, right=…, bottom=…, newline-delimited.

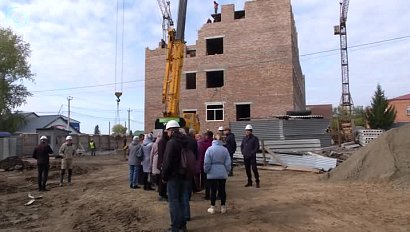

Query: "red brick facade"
left=145, top=0, right=305, bottom=132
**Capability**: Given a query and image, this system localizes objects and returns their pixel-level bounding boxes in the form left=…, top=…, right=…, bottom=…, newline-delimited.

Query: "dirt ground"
left=1, top=154, right=409, bottom=232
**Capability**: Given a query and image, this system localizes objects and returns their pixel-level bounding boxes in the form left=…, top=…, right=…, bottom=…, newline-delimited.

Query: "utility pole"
left=109, top=121, right=111, bottom=135
left=66, top=96, right=73, bottom=132
left=127, top=108, right=131, bottom=135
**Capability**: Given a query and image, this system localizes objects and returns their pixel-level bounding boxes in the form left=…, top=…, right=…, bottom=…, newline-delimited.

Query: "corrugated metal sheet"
left=283, top=119, right=330, bottom=136
left=267, top=152, right=337, bottom=171
left=230, top=119, right=283, bottom=142
left=230, top=119, right=332, bottom=148
left=233, top=151, right=337, bottom=172
left=264, top=139, right=321, bottom=152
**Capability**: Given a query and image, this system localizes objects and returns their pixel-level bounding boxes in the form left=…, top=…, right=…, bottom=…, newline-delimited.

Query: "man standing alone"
left=33, top=136, right=53, bottom=191
left=59, top=136, right=77, bottom=186
left=241, top=124, right=260, bottom=188
left=89, top=139, right=96, bottom=156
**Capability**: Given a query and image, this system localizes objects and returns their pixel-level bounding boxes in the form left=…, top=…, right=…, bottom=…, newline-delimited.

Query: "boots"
left=244, top=181, right=252, bottom=187
left=256, top=182, right=260, bottom=188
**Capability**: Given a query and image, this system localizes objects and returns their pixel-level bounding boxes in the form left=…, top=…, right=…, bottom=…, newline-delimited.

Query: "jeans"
left=37, top=164, right=49, bottom=190
left=209, top=179, right=226, bottom=206
left=244, top=157, right=259, bottom=183
left=167, top=179, right=190, bottom=231
left=129, top=165, right=140, bottom=187
left=183, top=181, right=192, bottom=220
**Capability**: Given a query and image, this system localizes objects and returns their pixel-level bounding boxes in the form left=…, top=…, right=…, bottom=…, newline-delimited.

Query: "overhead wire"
left=27, top=35, right=409, bottom=94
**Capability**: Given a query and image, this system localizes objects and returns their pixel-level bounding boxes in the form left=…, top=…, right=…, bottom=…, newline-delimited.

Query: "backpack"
left=135, top=144, right=144, bottom=160
left=179, top=146, right=196, bottom=178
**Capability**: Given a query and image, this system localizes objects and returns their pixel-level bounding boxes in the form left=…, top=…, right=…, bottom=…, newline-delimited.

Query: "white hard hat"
left=245, top=124, right=253, bottom=130
left=165, top=120, right=180, bottom=130
left=218, top=126, right=224, bottom=131
left=66, top=135, right=73, bottom=140
left=133, top=136, right=139, bottom=141
left=40, top=136, right=47, bottom=141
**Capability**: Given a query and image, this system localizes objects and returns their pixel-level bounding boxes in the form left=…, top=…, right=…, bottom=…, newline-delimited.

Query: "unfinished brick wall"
left=145, top=0, right=305, bottom=132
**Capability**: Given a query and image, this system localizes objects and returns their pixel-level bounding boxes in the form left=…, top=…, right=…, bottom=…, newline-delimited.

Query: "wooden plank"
left=285, top=165, right=320, bottom=173
left=258, top=166, right=285, bottom=171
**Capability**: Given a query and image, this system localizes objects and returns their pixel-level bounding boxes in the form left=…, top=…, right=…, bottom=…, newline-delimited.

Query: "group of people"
left=31, top=121, right=261, bottom=232
left=127, top=120, right=261, bottom=232
left=32, top=135, right=78, bottom=191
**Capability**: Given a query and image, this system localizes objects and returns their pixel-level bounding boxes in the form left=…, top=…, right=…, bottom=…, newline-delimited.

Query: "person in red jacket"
left=198, top=130, right=213, bottom=199
left=33, top=136, right=54, bottom=191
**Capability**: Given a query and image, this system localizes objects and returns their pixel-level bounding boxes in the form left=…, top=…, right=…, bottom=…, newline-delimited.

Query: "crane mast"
left=162, top=0, right=187, bottom=118
left=334, top=0, right=354, bottom=142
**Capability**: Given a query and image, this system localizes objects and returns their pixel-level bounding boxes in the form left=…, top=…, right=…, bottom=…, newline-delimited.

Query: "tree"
left=94, top=125, right=101, bottom=135
left=0, top=27, right=34, bottom=132
left=365, top=84, right=396, bottom=130
left=112, top=124, right=127, bottom=135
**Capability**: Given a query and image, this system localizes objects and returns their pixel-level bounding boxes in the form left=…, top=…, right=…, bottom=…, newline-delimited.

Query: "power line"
left=28, top=35, right=409, bottom=95
left=300, top=35, right=410, bottom=57
left=31, top=80, right=143, bottom=93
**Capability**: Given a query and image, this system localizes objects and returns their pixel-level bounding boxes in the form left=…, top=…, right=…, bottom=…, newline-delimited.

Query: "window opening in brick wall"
left=206, top=104, right=224, bottom=121
left=407, top=106, right=410, bottom=116
left=186, top=49, right=196, bottom=58
left=206, top=37, right=223, bottom=55
left=206, top=70, right=224, bottom=88
left=186, top=73, right=196, bottom=89
left=236, top=104, right=250, bottom=121
left=234, top=10, right=245, bottom=19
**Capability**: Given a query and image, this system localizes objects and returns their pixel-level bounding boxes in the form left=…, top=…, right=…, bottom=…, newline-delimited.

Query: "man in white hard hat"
left=32, top=136, right=54, bottom=191
left=241, top=124, right=260, bottom=188
left=162, top=120, right=195, bottom=232
left=58, top=135, right=77, bottom=186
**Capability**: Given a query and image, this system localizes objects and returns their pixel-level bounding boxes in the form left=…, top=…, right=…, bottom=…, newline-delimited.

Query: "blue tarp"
left=0, top=132, right=12, bottom=137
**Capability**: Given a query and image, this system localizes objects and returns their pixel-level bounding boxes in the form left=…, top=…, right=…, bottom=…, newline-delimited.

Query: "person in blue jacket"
left=204, top=133, right=231, bottom=214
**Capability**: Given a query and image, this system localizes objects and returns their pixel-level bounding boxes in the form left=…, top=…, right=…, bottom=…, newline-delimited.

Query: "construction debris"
left=25, top=193, right=43, bottom=206
left=358, top=129, right=384, bottom=146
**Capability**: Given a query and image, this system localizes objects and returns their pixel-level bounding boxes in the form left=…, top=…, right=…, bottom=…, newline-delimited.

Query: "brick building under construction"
left=145, top=0, right=305, bottom=131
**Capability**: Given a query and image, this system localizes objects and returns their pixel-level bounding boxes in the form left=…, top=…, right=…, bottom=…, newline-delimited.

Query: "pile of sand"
left=327, top=124, right=410, bottom=186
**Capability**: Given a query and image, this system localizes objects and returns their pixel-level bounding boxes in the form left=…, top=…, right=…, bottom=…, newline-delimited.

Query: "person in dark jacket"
left=162, top=120, right=194, bottom=232
left=157, top=131, right=170, bottom=201
left=128, top=135, right=144, bottom=189
left=223, top=127, right=237, bottom=176
left=241, top=124, right=260, bottom=188
left=33, top=136, right=54, bottom=191
left=198, top=130, right=213, bottom=199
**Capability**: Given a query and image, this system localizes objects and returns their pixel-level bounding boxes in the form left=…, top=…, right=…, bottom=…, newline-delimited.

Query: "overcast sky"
left=1, top=0, right=409, bottom=134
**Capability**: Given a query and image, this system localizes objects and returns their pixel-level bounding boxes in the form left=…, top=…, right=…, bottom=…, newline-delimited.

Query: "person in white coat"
left=142, top=133, right=155, bottom=191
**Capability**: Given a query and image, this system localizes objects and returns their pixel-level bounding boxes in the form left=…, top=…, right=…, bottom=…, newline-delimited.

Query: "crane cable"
left=114, top=0, right=125, bottom=124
